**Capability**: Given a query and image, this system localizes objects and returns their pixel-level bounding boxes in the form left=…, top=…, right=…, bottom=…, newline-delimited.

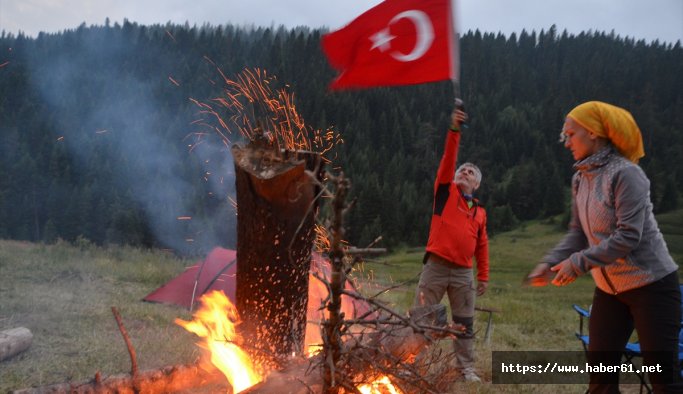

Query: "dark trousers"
left=588, top=271, right=683, bottom=393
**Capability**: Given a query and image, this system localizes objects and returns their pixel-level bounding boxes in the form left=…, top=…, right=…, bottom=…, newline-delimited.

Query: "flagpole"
left=453, top=80, right=463, bottom=110
left=452, top=79, right=461, bottom=101
left=449, top=0, right=464, bottom=112
left=451, top=54, right=467, bottom=126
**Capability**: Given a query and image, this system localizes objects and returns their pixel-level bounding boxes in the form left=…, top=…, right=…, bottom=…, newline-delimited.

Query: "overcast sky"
left=1, top=0, right=682, bottom=44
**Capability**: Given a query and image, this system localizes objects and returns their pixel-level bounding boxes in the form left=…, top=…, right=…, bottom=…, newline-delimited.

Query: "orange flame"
left=304, top=255, right=370, bottom=357
left=175, top=290, right=263, bottom=393
left=304, top=272, right=363, bottom=357
left=357, top=375, right=403, bottom=394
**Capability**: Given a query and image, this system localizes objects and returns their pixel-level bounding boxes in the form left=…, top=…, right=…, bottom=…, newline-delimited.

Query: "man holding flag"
left=414, top=105, right=489, bottom=383
left=322, top=0, right=489, bottom=382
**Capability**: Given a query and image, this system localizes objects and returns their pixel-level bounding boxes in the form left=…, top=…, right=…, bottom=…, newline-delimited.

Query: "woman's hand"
left=550, top=259, right=578, bottom=286
left=523, top=263, right=553, bottom=287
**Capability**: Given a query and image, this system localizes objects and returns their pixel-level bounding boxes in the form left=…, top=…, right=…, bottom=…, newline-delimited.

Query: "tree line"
left=0, top=21, right=681, bottom=254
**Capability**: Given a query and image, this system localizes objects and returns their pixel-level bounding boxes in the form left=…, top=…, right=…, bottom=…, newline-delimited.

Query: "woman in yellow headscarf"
left=527, top=101, right=681, bottom=393
left=566, top=101, right=645, bottom=163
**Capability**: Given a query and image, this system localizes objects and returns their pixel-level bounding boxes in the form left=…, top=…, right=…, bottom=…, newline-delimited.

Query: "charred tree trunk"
left=232, top=143, right=322, bottom=368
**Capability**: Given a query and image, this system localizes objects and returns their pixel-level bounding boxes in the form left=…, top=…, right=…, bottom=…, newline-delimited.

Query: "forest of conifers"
left=1, top=20, right=681, bottom=254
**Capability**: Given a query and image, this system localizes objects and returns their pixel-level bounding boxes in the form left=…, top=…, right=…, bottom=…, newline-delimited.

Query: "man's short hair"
left=456, top=162, right=482, bottom=185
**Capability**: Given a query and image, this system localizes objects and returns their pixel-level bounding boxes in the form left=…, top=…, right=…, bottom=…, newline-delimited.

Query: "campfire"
left=176, top=289, right=405, bottom=394
left=175, top=291, right=263, bottom=392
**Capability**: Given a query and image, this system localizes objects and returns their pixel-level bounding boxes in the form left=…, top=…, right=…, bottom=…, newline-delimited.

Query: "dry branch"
left=243, top=303, right=457, bottom=393
left=322, top=172, right=350, bottom=393
left=111, top=307, right=138, bottom=380
left=345, top=247, right=387, bottom=255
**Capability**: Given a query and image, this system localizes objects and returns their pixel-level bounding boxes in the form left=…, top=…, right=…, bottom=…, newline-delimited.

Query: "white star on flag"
left=370, top=28, right=396, bottom=52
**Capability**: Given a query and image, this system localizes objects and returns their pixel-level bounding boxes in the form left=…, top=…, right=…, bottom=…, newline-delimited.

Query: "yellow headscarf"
left=567, top=101, right=645, bottom=163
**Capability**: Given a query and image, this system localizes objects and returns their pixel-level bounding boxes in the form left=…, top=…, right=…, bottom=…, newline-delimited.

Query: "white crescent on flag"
left=389, top=10, right=434, bottom=62
left=369, top=9, right=435, bottom=62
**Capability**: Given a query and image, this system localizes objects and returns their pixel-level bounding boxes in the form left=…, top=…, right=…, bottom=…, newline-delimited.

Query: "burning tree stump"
left=232, top=142, right=322, bottom=366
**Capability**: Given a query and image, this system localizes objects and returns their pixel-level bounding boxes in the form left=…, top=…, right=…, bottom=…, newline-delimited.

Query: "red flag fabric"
left=322, top=0, right=456, bottom=90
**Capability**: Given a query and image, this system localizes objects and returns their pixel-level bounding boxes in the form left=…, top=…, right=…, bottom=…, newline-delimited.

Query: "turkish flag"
left=322, top=0, right=457, bottom=90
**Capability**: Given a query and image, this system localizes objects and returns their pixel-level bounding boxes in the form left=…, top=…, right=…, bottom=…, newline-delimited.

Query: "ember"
left=189, top=67, right=341, bottom=157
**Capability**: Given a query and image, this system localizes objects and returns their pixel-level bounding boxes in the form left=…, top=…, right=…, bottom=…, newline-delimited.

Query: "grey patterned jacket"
left=541, top=145, right=678, bottom=294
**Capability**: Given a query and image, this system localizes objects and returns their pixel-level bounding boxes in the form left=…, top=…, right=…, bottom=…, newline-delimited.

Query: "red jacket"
left=425, top=130, right=489, bottom=282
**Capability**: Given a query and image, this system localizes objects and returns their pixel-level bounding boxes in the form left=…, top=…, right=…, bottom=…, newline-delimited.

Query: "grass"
left=1, top=208, right=681, bottom=393
left=0, top=240, right=201, bottom=391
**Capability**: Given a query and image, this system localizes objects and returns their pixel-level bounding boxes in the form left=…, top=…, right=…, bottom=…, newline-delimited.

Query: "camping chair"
left=572, top=304, right=652, bottom=393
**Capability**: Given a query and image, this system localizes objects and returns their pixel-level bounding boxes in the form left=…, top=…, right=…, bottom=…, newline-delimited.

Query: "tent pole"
left=189, top=259, right=208, bottom=312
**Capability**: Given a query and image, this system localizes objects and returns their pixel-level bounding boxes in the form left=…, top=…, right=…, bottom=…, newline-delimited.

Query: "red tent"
left=143, top=247, right=237, bottom=309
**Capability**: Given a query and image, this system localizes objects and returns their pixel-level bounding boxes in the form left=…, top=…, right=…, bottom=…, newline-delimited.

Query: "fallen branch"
left=11, top=363, right=227, bottom=394
left=345, top=247, right=387, bottom=255
left=111, top=306, right=138, bottom=380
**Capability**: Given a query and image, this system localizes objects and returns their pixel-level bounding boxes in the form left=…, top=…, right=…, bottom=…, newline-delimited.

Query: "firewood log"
left=0, top=327, right=32, bottom=362
left=11, top=363, right=227, bottom=394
